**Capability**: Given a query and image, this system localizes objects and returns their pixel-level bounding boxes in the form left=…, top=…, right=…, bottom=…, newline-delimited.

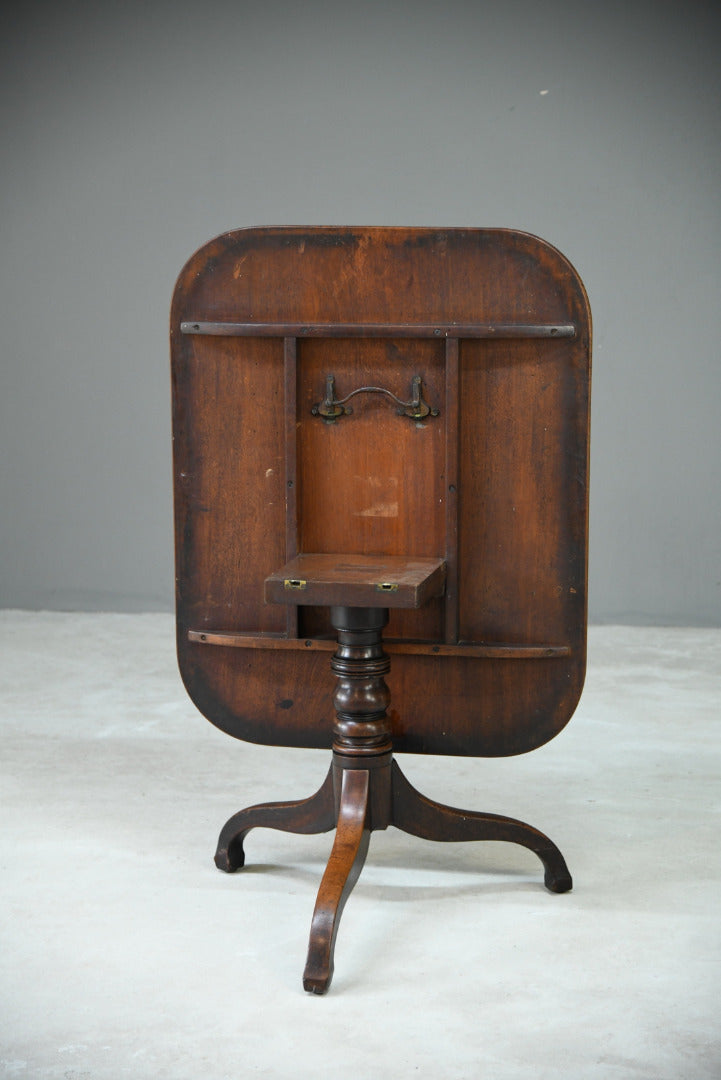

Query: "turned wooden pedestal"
left=214, top=582, right=571, bottom=995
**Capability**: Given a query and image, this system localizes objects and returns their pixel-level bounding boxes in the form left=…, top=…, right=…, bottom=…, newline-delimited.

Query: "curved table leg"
left=303, top=768, right=371, bottom=995
left=214, top=765, right=336, bottom=872
left=390, top=761, right=572, bottom=893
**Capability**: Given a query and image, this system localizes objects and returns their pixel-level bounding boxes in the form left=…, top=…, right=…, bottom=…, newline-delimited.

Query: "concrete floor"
left=0, top=612, right=719, bottom=1079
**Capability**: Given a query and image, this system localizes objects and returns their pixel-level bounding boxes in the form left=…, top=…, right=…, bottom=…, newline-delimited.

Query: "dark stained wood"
left=172, top=226, right=591, bottom=758
left=283, top=337, right=299, bottom=638
left=214, top=765, right=336, bottom=873
left=181, top=321, right=576, bottom=338
left=444, top=336, right=460, bottom=644
left=264, top=554, right=446, bottom=609
left=388, top=761, right=572, bottom=893
left=186, top=629, right=571, bottom=658
left=302, top=767, right=372, bottom=994
left=173, top=227, right=590, bottom=991
left=213, top=603, right=572, bottom=992
left=218, top=742, right=572, bottom=994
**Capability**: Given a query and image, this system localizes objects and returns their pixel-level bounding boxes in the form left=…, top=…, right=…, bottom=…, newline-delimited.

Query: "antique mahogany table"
left=171, top=226, right=591, bottom=993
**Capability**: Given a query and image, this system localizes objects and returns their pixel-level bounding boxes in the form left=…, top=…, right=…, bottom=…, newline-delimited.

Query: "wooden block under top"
left=265, top=554, right=446, bottom=609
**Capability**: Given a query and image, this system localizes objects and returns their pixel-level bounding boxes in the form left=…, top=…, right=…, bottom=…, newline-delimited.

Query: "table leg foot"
left=214, top=765, right=336, bottom=872
left=303, top=768, right=371, bottom=994
left=390, top=760, right=572, bottom=893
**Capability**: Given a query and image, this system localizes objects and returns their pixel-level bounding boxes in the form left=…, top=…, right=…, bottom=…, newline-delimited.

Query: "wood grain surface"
left=171, top=227, right=591, bottom=756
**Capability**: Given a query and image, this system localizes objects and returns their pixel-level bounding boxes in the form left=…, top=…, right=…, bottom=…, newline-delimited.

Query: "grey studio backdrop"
left=1, top=0, right=719, bottom=624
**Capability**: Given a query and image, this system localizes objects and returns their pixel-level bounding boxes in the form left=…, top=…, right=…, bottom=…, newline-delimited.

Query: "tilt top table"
left=171, top=226, right=591, bottom=993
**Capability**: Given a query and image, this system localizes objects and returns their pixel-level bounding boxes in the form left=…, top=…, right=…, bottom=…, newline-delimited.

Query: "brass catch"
left=312, top=374, right=439, bottom=423
left=284, top=578, right=307, bottom=590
